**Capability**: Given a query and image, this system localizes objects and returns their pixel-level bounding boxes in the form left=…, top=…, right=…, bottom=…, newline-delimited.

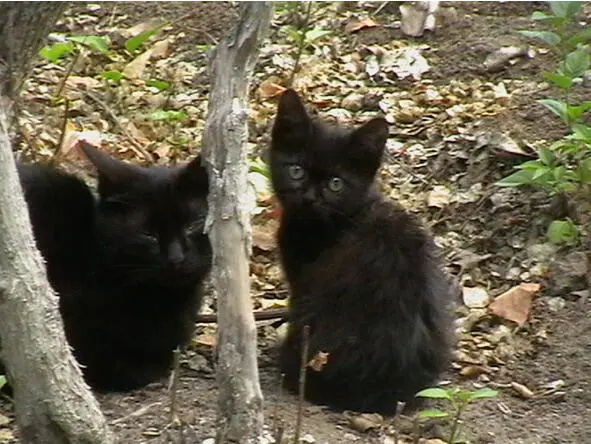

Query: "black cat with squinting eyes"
left=271, top=89, right=453, bottom=414
left=13, top=143, right=212, bottom=391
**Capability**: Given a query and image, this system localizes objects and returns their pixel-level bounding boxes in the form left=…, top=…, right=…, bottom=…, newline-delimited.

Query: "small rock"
left=300, top=434, right=316, bottom=443
left=546, top=296, right=566, bottom=312
left=202, top=439, right=215, bottom=444
left=527, top=243, right=558, bottom=263
left=341, top=93, right=365, bottom=111
left=462, top=286, right=490, bottom=308
left=550, top=251, right=589, bottom=292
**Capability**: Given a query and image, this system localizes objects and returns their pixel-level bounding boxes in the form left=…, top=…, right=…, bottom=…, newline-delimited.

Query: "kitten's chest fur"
left=278, top=210, right=344, bottom=282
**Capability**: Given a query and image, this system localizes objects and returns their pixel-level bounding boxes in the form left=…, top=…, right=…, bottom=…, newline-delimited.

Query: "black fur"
left=15, top=143, right=212, bottom=391
left=271, top=90, right=453, bottom=414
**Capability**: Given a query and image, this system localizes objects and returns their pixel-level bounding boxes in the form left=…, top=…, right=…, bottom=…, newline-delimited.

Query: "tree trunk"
left=0, top=3, right=114, bottom=443
left=202, top=2, right=272, bottom=443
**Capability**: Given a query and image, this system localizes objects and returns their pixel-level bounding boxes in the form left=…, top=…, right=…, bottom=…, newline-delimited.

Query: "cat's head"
left=80, top=142, right=211, bottom=284
left=270, top=89, right=389, bottom=218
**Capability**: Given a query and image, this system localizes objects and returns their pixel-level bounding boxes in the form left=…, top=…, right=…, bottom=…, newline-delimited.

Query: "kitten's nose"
left=302, top=188, right=316, bottom=203
left=167, top=241, right=185, bottom=265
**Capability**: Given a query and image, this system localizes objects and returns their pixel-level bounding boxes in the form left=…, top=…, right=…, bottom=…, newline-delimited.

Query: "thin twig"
left=273, top=372, right=285, bottom=443
left=51, top=98, right=70, bottom=164
left=372, top=1, right=390, bottom=16
left=168, top=346, right=182, bottom=426
left=392, top=401, right=406, bottom=444
left=84, top=90, right=153, bottom=161
left=288, top=2, right=313, bottom=88
left=55, top=50, right=80, bottom=99
left=294, top=325, right=310, bottom=444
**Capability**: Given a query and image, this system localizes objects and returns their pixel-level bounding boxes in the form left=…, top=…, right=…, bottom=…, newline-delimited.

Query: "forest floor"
left=1, top=2, right=590, bottom=443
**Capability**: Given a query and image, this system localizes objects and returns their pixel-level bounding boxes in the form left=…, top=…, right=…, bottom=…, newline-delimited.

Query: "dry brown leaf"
left=489, top=283, right=540, bottom=326
left=121, top=20, right=161, bottom=38
left=511, top=381, right=535, bottom=399
left=60, top=129, right=102, bottom=160
left=307, top=351, right=329, bottom=372
left=151, top=39, right=170, bottom=59
left=459, top=365, right=488, bottom=377
left=259, top=81, right=286, bottom=99
left=252, top=219, right=278, bottom=251
left=194, top=333, right=216, bottom=348
left=123, top=48, right=153, bottom=79
left=259, top=299, right=288, bottom=310
left=0, top=428, right=14, bottom=442
left=344, top=17, right=379, bottom=34
left=65, top=75, right=101, bottom=89
left=347, top=413, right=383, bottom=433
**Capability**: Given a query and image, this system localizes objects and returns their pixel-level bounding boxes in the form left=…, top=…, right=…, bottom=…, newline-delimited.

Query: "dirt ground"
left=1, top=2, right=590, bottom=443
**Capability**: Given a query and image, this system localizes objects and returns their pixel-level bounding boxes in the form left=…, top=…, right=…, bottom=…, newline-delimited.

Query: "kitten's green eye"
left=288, top=164, right=305, bottom=180
left=328, top=177, right=344, bottom=193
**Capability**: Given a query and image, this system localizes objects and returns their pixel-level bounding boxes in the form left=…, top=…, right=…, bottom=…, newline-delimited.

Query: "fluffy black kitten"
left=16, top=143, right=212, bottom=391
left=271, top=90, right=453, bottom=414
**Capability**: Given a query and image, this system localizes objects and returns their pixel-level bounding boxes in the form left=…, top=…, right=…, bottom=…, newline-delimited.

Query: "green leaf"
left=496, top=169, right=535, bottom=187
left=248, top=158, right=270, bottom=178
left=0, top=375, right=6, bottom=390
left=571, top=123, right=591, bottom=141
left=531, top=11, right=554, bottom=20
left=285, top=26, right=303, bottom=44
left=532, top=165, right=551, bottom=180
left=543, top=72, right=573, bottom=89
left=467, top=388, right=498, bottom=401
left=566, top=103, right=591, bottom=123
left=415, top=387, right=452, bottom=400
left=125, top=24, right=165, bottom=53
left=516, top=160, right=544, bottom=171
left=538, top=99, right=569, bottom=124
left=417, top=409, right=450, bottom=419
left=550, top=1, right=581, bottom=18
left=566, top=28, right=591, bottom=47
left=147, top=110, right=187, bottom=121
left=547, top=219, right=578, bottom=245
left=67, top=35, right=109, bottom=54
left=145, top=79, right=170, bottom=91
left=576, top=158, right=591, bottom=183
left=518, top=30, right=561, bottom=46
left=304, top=28, right=331, bottom=43
left=100, top=70, right=123, bottom=81
left=538, top=147, right=554, bottom=165
left=39, top=42, right=74, bottom=63
left=560, top=49, right=590, bottom=78
left=195, top=44, right=211, bottom=52
left=552, top=165, right=566, bottom=182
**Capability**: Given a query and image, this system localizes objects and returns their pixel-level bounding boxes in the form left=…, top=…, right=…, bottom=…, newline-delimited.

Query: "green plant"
left=498, top=1, right=591, bottom=245
left=0, top=375, right=6, bottom=391
left=518, top=2, right=591, bottom=56
left=282, top=2, right=331, bottom=85
left=416, top=387, right=498, bottom=443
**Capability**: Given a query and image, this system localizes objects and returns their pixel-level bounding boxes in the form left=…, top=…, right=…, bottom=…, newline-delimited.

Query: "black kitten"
left=271, top=90, right=453, bottom=414
left=16, top=143, right=212, bottom=391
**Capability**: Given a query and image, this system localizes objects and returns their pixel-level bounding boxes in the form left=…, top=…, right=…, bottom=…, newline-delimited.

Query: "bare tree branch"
left=202, top=2, right=272, bottom=442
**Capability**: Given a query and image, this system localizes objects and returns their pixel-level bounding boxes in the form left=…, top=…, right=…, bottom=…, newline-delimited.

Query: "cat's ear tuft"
left=349, top=118, right=390, bottom=175
left=79, top=141, right=142, bottom=197
left=176, top=154, right=209, bottom=198
left=273, top=89, right=310, bottom=138
left=352, top=118, right=389, bottom=152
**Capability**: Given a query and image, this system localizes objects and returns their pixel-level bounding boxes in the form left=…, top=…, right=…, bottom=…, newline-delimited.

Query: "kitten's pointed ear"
left=79, top=141, right=142, bottom=197
left=273, top=89, right=311, bottom=139
left=175, top=154, right=209, bottom=198
left=349, top=118, right=390, bottom=176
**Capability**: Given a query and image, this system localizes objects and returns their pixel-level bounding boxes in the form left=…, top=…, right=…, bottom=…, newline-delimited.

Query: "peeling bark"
left=201, top=2, right=272, bottom=442
left=0, top=3, right=113, bottom=443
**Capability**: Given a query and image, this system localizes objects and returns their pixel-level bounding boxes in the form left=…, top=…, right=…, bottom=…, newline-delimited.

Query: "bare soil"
left=1, top=2, right=590, bottom=443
